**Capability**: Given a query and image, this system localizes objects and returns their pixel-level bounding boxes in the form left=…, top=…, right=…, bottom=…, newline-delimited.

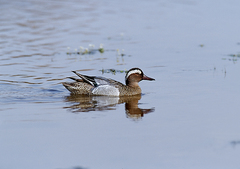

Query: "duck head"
left=125, top=68, right=155, bottom=87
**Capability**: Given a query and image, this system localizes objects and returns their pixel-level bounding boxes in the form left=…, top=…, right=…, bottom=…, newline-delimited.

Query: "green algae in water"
left=100, top=69, right=127, bottom=75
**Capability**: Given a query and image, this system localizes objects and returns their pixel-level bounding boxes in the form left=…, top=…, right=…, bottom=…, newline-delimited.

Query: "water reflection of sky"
left=1, top=0, right=240, bottom=169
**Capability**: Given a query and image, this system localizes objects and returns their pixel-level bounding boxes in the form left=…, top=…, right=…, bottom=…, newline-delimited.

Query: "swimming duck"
left=62, top=68, right=155, bottom=96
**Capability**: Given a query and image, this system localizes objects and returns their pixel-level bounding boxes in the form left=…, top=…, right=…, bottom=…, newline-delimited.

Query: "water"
left=1, top=0, right=240, bottom=168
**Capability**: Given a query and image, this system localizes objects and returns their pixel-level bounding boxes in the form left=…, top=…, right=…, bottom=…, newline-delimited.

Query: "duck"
left=62, top=68, right=155, bottom=96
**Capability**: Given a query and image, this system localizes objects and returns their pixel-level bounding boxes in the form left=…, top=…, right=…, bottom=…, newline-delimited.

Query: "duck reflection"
left=64, top=94, right=154, bottom=119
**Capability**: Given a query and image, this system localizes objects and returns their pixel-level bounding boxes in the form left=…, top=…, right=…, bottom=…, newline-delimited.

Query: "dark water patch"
left=41, top=89, right=62, bottom=93
left=0, top=27, right=15, bottom=32
left=46, top=78, right=66, bottom=82
left=0, top=49, right=22, bottom=55
left=11, top=52, right=58, bottom=59
left=0, top=74, right=9, bottom=76
left=0, top=79, right=43, bottom=85
left=0, top=63, right=26, bottom=66
left=43, top=72, right=53, bottom=74
left=32, top=64, right=51, bottom=68
left=230, top=140, right=240, bottom=148
left=49, top=66, right=66, bottom=69
left=34, top=77, right=50, bottom=80
left=57, top=166, right=88, bottom=169
left=11, top=74, right=35, bottom=78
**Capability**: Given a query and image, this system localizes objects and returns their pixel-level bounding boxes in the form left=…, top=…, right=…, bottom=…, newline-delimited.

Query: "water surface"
left=1, top=0, right=240, bottom=169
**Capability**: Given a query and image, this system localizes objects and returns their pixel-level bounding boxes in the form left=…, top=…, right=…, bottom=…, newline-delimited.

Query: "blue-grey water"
left=1, top=0, right=240, bottom=169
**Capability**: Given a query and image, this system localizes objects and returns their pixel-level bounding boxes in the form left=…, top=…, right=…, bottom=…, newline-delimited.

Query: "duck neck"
left=126, top=81, right=140, bottom=88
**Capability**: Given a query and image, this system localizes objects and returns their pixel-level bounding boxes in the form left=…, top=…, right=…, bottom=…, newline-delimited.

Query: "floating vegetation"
left=66, top=43, right=126, bottom=56
left=98, top=44, right=104, bottom=53
left=116, top=49, right=125, bottom=56
left=66, top=45, right=98, bottom=55
left=66, top=43, right=128, bottom=64
left=228, top=53, right=240, bottom=57
left=223, top=53, right=240, bottom=62
left=100, top=68, right=127, bottom=75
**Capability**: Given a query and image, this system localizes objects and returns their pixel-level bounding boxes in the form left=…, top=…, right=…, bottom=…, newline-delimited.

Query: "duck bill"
left=143, top=74, right=155, bottom=81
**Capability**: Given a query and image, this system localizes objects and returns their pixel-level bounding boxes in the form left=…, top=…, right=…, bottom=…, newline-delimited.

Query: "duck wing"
left=72, top=71, right=98, bottom=87
left=72, top=71, right=124, bottom=87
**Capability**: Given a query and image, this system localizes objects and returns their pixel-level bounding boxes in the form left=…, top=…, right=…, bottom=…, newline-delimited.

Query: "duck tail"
left=72, top=71, right=96, bottom=87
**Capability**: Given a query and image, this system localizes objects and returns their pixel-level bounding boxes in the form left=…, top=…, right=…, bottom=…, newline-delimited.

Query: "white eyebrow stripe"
left=125, top=69, right=142, bottom=80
